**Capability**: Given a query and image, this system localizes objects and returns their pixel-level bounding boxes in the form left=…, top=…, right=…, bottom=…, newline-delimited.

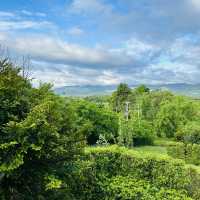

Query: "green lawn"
left=133, top=146, right=168, bottom=156
left=132, top=144, right=200, bottom=173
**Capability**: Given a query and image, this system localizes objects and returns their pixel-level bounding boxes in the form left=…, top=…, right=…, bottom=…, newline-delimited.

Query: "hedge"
left=167, top=143, right=200, bottom=165
left=69, top=145, right=200, bottom=200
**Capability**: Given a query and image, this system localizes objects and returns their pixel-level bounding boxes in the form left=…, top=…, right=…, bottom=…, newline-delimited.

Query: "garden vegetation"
left=1, top=58, right=200, bottom=199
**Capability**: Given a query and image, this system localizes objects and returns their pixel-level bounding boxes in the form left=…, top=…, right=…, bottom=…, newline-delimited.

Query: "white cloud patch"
left=21, top=10, right=47, bottom=17
left=0, top=11, right=15, bottom=18
left=0, top=20, right=52, bottom=31
left=110, top=38, right=158, bottom=60
left=30, top=61, right=122, bottom=87
left=67, top=26, right=84, bottom=36
left=189, top=0, right=200, bottom=12
left=0, top=32, right=153, bottom=68
left=0, top=10, right=52, bottom=31
left=69, top=0, right=113, bottom=16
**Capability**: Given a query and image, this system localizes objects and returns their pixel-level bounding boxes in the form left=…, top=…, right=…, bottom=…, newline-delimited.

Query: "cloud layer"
left=1, top=0, right=200, bottom=87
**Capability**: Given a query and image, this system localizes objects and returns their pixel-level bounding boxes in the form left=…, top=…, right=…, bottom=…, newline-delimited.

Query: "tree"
left=118, top=115, right=154, bottom=147
left=0, top=60, right=85, bottom=199
left=134, top=84, right=150, bottom=94
left=155, top=96, right=196, bottom=138
left=0, top=59, right=32, bottom=127
left=110, top=83, right=131, bottom=112
left=176, top=121, right=200, bottom=144
left=73, top=100, right=119, bottom=145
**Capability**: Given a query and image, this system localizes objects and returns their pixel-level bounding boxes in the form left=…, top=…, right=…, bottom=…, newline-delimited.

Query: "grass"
left=133, top=145, right=167, bottom=156
left=132, top=144, right=200, bottom=173
left=154, top=138, right=179, bottom=147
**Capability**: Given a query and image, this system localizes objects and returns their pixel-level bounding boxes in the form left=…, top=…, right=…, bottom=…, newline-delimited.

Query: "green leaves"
left=118, top=116, right=155, bottom=147
left=0, top=60, right=85, bottom=199
left=176, top=121, right=200, bottom=144
left=155, top=96, right=197, bottom=138
left=45, top=175, right=62, bottom=191
left=71, top=146, right=197, bottom=200
left=73, top=100, right=119, bottom=145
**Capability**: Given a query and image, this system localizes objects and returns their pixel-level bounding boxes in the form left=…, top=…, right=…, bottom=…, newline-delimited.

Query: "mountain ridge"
left=54, top=83, right=200, bottom=97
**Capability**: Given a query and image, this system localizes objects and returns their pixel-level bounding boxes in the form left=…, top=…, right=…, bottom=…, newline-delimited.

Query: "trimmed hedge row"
left=69, top=145, right=200, bottom=200
left=167, top=143, right=200, bottom=165
left=106, top=176, right=192, bottom=200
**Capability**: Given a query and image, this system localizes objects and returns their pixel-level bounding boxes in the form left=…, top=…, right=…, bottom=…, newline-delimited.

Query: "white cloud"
left=190, top=0, right=200, bottom=11
left=0, top=10, right=51, bottom=31
left=21, top=10, right=47, bottom=17
left=96, top=70, right=121, bottom=85
left=0, top=11, right=15, bottom=18
left=30, top=61, right=121, bottom=87
left=0, top=34, right=108, bottom=65
left=0, top=33, right=146, bottom=68
left=21, top=10, right=32, bottom=16
left=110, top=38, right=158, bottom=60
left=69, top=0, right=112, bottom=15
left=0, top=20, right=52, bottom=31
left=67, top=26, right=84, bottom=36
left=1, top=1, right=200, bottom=86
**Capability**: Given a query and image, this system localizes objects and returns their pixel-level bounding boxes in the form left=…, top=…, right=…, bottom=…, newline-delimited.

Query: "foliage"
left=0, top=59, right=32, bottom=126
left=110, top=83, right=131, bottom=112
left=167, top=143, right=200, bottom=165
left=0, top=60, right=85, bottom=199
left=106, top=176, right=192, bottom=200
left=1, top=60, right=200, bottom=200
left=130, top=90, right=173, bottom=121
left=69, top=146, right=199, bottom=199
left=73, top=100, right=119, bottom=145
left=176, top=121, right=200, bottom=144
left=118, top=116, right=155, bottom=147
left=155, top=96, right=196, bottom=137
left=134, top=84, right=150, bottom=94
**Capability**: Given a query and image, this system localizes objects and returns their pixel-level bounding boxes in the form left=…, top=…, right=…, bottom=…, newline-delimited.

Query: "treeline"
left=109, top=83, right=200, bottom=165
left=1, top=59, right=200, bottom=199
left=86, top=83, right=200, bottom=147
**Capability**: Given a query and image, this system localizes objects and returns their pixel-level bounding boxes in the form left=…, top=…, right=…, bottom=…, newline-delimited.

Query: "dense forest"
left=1, top=58, right=200, bottom=199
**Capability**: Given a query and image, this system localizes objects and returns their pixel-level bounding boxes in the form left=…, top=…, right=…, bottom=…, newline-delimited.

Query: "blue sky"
left=1, top=0, right=200, bottom=87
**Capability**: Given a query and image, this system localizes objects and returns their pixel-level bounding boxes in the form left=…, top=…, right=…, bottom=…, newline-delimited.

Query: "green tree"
left=155, top=97, right=196, bottom=138
left=0, top=59, right=32, bottom=127
left=134, top=84, right=150, bottom=94
left=118, top=115, right=154, bottom=147
left=110, top=83, right=131, bottom=112
left=73, top=100, right=119, bottom=145
left=176, top=121, right=200, bottom=144
left=0, top=60, right=85, bottom=199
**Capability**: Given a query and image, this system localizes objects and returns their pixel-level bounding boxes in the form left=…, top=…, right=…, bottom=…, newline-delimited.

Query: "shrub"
left=167, top=143, right=200, bottom=165
left=73, top=100, right=119, bottom=145
left=70, top=146, right=200, bottom=199
left=106, top=176, right=192, bottom=200
left=118, top=117, right=155, bottom=147
left=176, top=121, right=200, bottom=144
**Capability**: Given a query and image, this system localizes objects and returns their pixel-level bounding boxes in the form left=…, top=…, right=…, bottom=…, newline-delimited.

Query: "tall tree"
left=0, top=60, right=85, bottom=199
left=111, top=83, right=131, bottom=112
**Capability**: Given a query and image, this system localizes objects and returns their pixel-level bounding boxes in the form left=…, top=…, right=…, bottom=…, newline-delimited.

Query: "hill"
left=54, top=83, right=200, bottom=97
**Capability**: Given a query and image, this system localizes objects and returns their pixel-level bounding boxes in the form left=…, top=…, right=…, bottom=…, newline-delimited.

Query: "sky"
left=1, top=0, right=200, bottom=87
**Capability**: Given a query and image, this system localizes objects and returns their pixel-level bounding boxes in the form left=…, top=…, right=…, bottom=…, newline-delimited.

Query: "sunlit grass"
left=133, top=145, right=167, bottom=156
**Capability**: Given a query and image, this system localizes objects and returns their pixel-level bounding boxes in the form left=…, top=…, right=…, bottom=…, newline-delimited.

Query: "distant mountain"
left=54, top=83, right=200, bottom=97
left=54, top=85, right=117, bottom=96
